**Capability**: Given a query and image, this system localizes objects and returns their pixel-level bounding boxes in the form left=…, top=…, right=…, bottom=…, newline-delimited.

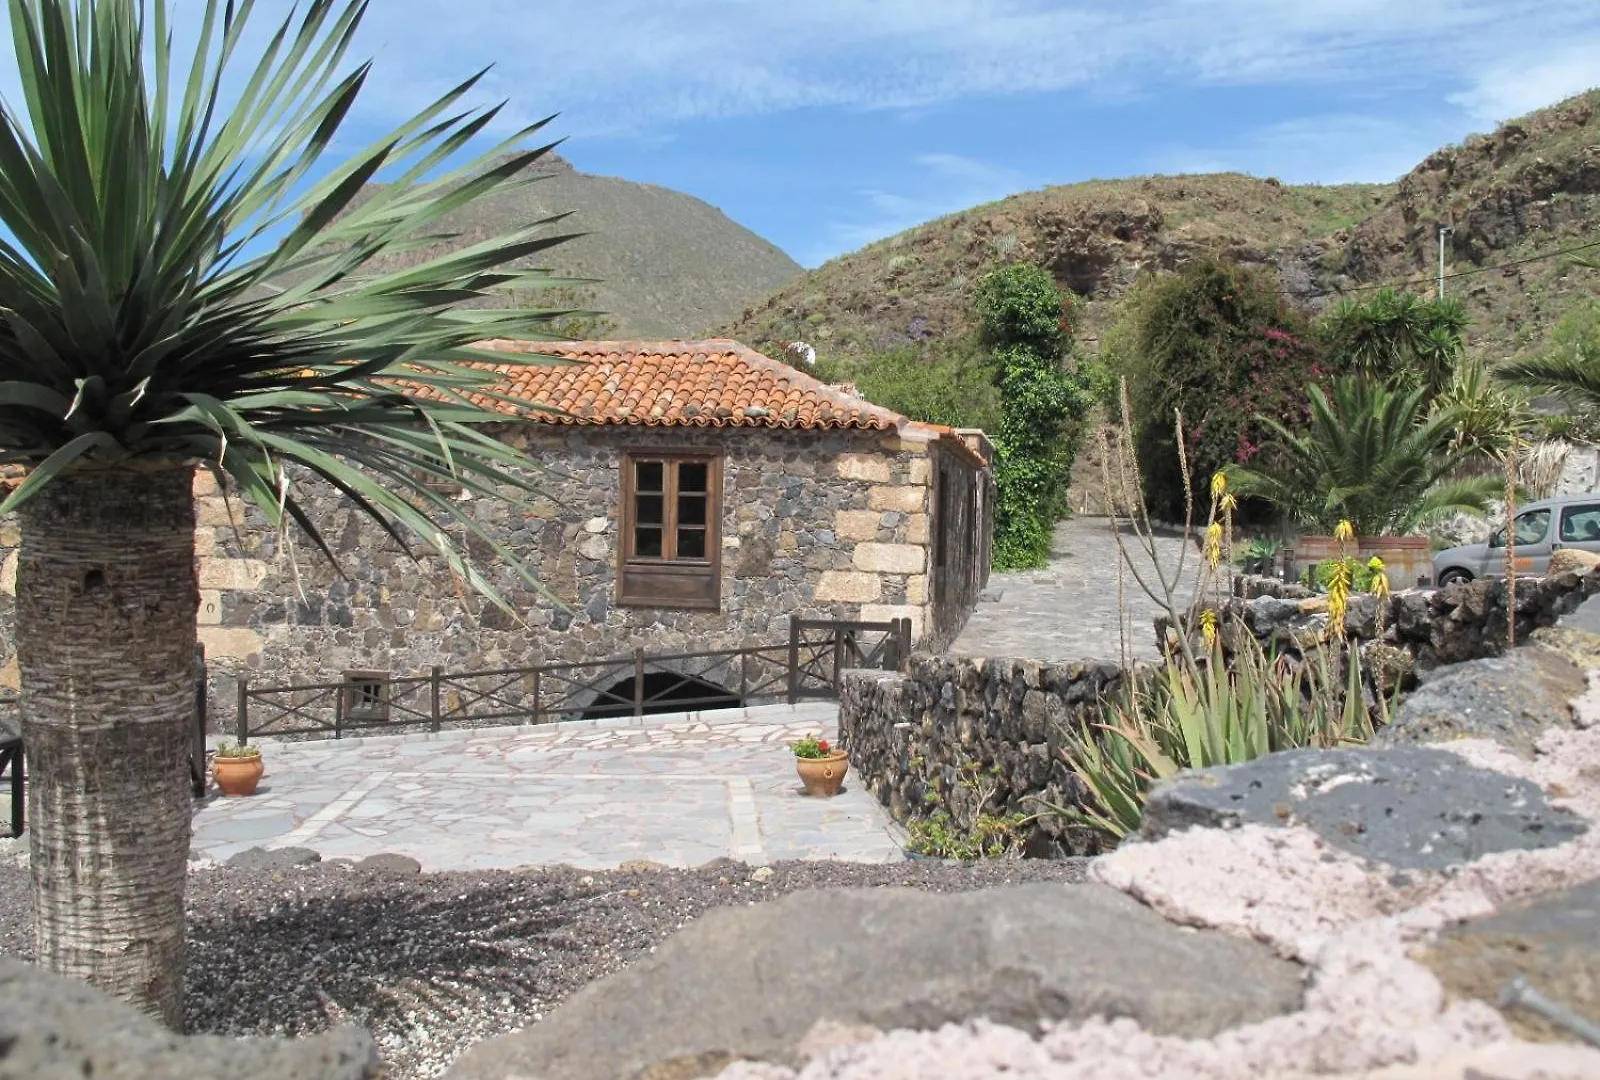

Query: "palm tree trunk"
left=17, top=465, right=197, bottom=1028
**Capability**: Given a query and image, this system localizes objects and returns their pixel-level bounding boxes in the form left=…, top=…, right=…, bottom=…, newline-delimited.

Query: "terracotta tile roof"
left=457, top=339, right=910, bottom=431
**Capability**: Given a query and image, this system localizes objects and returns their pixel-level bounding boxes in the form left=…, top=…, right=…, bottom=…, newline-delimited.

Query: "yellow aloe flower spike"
left=1199, top=608, right=1218, bottom=647
left=1368, top=556, right=1390, bottom=601
left=1219, top=492, right=1238, bottom=514
left=1210, top=471, right=1228, bottom=500
left=1326, top=554, right=1353, bottom=639
left=1204, top=521, right=1223, bottom=568
left=1334, top=519, right=1355, bottom=544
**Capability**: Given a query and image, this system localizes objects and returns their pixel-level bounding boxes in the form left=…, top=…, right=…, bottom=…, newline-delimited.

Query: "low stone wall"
left=1181, top=566, right=1600, bottom=673
left=844, top=568, right=1600, bottom=859
left=840, top=655, right=1135, bottom=857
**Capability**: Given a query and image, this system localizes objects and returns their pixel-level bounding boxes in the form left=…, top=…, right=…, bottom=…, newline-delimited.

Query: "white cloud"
left=274, top=0, right=1600, bottom=136
left=805, top=153, right=1033, bottom=267
left=2, top=1, right=1594, bottom=145
left=1153, top=115, right=1444, bottom=186
left=1448, top=42, right=1600, bottom=126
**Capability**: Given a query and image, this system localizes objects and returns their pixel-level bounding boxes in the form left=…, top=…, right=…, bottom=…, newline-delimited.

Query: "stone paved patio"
left=192, top=701, right=906, bottom=870
left=950, top=516, right=1202, bottom=662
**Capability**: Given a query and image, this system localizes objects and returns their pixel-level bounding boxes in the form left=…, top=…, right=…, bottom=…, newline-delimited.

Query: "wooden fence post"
left=633, top=648, right=646, bottom=719
left=787, top=618, right=801, bottom=704
left=235, top=675, right=249, bottom=746
left=530, top=667, right=542, bottom=725
left=430, top=666, right=443, bottom=733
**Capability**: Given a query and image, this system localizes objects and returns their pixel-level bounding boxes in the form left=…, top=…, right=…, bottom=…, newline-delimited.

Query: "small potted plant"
left=212, top=742, right=263, bottom=797
left=790, top=733, right=848, bottom=797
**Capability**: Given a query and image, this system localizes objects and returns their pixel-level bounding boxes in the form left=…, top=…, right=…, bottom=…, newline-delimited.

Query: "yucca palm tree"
left=1320, top=288, right=1467, bottom=399
left=1, top=0, right=584, bottom=1025
left=1227, top=376, right=1500, bottom=536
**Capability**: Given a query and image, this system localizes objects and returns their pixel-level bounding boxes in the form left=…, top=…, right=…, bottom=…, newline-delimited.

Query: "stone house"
left=0, top=340, right=994, bottom=714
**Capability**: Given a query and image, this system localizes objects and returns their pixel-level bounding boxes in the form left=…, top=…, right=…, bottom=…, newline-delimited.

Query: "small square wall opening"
left=342, top=670, right=391, bottom=722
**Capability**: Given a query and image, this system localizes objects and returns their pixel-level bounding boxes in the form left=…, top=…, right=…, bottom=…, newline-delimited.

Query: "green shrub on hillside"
left=976, top=263, right=1094, bottom=569
left=813, top=337, right=1001, bottom=432
left=1110, top=258, right=1326, bottom=523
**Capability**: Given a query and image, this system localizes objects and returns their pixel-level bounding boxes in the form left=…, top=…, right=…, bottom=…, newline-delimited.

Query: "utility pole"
left=1437, top=225, right=1454, bottom=299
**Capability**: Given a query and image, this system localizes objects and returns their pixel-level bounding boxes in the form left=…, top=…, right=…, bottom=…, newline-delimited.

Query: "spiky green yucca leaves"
left=1319, top=288, right=1467, bottom=399
left=0, top=0, right=582, bottom=602
left=1226, top=376, right=1500, bottom=536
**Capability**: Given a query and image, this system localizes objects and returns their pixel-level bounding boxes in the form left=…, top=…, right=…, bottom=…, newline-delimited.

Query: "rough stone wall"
left=924, top=439, right=994, bottom=652
left=0, top=424, right=999, bottom=727
left=840, top=655, right=1134, bottom=857
left=1178, top=568, right=1600, bottom=672
left=843, top=567, right=1600, bottom=859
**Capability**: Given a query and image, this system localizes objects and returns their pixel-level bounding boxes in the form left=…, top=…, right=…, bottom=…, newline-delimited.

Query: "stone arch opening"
left=582, top=672, right=742, bottom=721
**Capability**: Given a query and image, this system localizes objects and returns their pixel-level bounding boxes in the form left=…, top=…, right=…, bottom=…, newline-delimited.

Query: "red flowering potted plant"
left=790, top=733, right=849, bottom=797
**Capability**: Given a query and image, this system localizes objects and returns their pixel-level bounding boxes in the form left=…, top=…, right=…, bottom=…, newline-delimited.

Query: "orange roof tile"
left=456, top=339, right=910, bottom=431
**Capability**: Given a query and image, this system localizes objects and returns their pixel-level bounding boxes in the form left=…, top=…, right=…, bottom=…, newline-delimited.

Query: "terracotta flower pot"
left=213, top=755, right=263, bottom=797
left=795, top=750, right=849, bottom=797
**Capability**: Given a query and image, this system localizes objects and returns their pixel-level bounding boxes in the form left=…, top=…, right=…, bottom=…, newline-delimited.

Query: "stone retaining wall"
left=843, top=567, right=1600, bottom=858
left=1182, top=566, right=1600, bottom=673
left=840, top=655, right=1135, bottom=857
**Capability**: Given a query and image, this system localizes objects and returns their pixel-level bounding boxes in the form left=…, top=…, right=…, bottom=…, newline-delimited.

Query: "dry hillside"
left=349, top=153, right=802, bottom=339
left=723, top=90, right=1600, bottom=365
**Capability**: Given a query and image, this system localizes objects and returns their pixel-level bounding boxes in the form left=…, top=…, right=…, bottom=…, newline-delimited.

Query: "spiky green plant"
left=1050, top=634, right=1375, bottom=842
left=1, top=0, right=583, bottom=1023
left=1319, top=288, right=1467, bottom=399
left=1226, top=376, right=1500, bottom=536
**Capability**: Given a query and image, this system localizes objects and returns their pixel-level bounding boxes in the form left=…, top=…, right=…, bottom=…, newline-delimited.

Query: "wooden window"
left=617, top=453, right=723, bottom=609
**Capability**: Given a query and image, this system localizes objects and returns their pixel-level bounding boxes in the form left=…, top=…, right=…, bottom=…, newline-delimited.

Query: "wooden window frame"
left=617, top=450, right=723, bottom=610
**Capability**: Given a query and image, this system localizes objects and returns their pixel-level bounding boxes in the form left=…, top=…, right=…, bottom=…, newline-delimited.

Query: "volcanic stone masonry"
left=0, top=421, right=993, bottom=731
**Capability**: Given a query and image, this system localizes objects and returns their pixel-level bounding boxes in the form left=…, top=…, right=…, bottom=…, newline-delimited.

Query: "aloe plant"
left=1053, top=633, right=1375, bottom=842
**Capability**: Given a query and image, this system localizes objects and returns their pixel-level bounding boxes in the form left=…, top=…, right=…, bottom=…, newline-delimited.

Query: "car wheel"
left=1437, top=568, right=1473, bottom=587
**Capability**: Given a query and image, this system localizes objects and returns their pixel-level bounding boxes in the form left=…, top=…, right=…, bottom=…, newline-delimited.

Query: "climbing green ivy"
left=975, top=263, right=1093, bottom=570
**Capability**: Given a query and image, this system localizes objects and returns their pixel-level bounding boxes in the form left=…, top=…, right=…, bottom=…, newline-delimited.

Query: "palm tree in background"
left=1497, top=341, right=1600, bottom=410
left=1, top=0, right=583, bottom=1024
left=1227, top=376, right=1500, bottom=536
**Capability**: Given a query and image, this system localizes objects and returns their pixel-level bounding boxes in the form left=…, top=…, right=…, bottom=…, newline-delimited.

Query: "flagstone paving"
left=950, top=516, right=1202, bottom=662
left=192, top=701, right=907, bottom=870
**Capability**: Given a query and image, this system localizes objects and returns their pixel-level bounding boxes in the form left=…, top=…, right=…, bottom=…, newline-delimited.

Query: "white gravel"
left=713, top=704, right=1600, bottom=1080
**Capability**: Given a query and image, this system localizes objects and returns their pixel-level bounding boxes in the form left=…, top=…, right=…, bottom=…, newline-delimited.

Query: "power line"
left=1331, top=237, right=1600, bottom=297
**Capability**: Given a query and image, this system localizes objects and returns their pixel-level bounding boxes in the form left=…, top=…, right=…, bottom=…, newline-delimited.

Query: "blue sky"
left=11, top=2, right=1600, bottom=268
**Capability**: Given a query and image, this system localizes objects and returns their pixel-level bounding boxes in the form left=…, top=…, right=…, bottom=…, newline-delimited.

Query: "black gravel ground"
left=0, top=854, right=1089, bottom=1079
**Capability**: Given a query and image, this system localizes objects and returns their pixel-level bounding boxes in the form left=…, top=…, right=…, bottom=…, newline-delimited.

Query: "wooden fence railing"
left=1, top=735, right=21, bottom=839
left=236, top=616, right=912, bottom=744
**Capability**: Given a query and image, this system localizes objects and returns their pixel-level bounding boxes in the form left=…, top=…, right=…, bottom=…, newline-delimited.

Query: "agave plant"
left=1226, top=376, right=1500, bottom=536
left=1, top=0, right=583, bottom=1023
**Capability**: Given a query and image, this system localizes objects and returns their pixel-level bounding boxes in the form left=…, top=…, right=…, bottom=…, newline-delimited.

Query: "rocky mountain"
left=351, top=153, right=803, bottom=339
left=723, top=90, right=1600, bottom=365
